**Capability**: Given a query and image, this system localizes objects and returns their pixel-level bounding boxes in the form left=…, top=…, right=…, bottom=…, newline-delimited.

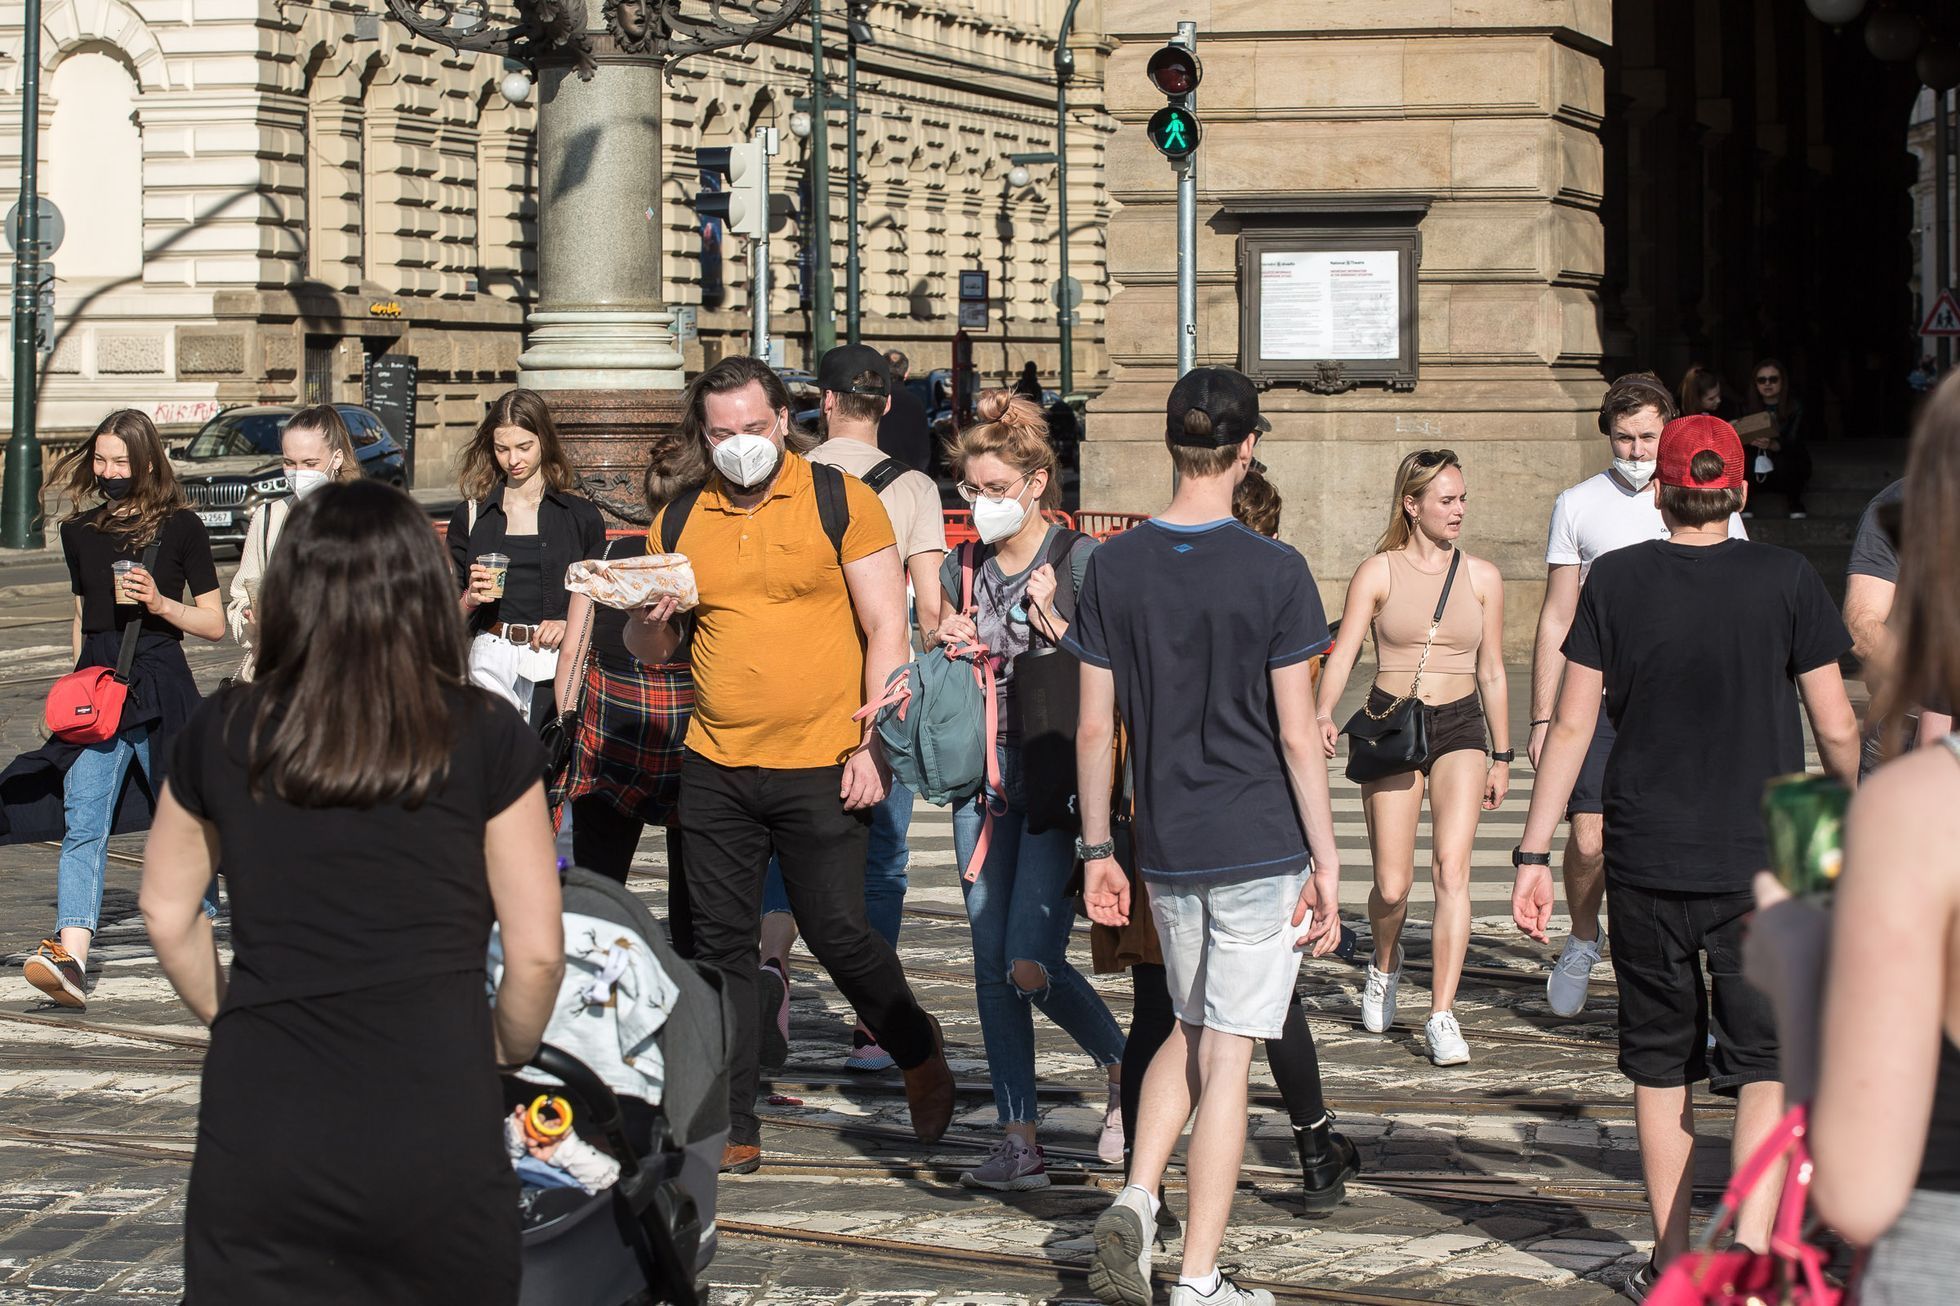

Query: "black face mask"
left=96, top=475, right=134, bottom=502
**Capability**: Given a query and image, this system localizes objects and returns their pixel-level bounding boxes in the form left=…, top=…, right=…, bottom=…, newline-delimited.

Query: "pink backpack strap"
left=950, top=541, right=1004, bottom=882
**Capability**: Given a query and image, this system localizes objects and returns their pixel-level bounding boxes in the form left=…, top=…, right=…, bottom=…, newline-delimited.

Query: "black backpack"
left=659, top=459, right=851, bottom=558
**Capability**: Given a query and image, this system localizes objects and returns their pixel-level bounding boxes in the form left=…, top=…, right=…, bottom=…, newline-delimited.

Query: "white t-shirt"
left=1546, top=471, right=1749, bottom=583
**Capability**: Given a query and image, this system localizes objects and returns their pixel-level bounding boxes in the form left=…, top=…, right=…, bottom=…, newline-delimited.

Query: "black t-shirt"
left=1062, top=519, right=1332, bottom=883
left=168, top=685, right=546, bottom=1010
left=62, top=507, right=220, bottom=638
left=877, top=386, right=934, bottom=475
left=1563, top=538, right=1851, bottom=893
left=1846, top=478, right=1905, bottom=584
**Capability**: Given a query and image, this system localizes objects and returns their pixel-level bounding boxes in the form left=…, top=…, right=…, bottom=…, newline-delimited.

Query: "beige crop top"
left=1372, top=549, right=1482, bottom=676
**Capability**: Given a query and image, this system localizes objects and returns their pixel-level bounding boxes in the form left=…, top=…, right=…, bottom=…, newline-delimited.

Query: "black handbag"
left=539, top=601, right=597, bottom=797
left=1012, top=528, right=1092, bottom=835
left=1341, top=550, right=1460, bottom=784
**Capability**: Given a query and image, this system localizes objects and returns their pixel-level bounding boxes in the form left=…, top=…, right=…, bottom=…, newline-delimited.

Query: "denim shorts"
left=1149, top=868, right=1311, bottom=1039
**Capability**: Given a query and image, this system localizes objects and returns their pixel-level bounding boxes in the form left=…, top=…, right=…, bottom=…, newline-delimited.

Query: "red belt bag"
left=44, top=542, right=158, bottom=745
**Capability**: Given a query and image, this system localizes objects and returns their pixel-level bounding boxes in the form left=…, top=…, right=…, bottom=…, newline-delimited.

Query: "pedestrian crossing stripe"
left=1923, top=288, right=1960, bottom=336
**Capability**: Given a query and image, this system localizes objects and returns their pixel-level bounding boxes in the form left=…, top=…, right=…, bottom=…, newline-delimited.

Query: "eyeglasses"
left=956, top=470, right=1033, bottom=504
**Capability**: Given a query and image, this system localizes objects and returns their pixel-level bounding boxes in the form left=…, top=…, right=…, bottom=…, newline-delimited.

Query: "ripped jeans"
left=952, top=742, right=1125, bottom=1126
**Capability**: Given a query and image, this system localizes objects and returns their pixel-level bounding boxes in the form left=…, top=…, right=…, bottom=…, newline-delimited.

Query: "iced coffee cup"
left=112, top=559, right=138, bottom=605
left=478, top=552, right=510, bottom=599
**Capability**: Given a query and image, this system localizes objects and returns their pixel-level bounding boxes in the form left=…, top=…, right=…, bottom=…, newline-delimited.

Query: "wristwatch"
left=1511, top=847, right=1551, bottom=868
left=1075, top=836, right=1116, bottom=862
left=1490, top=749, right=1515, bottom=763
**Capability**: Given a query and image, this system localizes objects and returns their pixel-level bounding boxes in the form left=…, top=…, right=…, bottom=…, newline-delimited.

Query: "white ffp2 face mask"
left=289, top=468, right=332, bottom=499
left=1613, top=458, right=1657, bottom=491
left=972, top=489, right=1030, bottom=544
left=712, top=431, right=782, bottom=488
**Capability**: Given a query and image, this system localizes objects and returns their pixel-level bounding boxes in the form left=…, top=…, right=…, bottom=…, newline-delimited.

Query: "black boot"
left=1293, top=1115, right=1359, bottom=1214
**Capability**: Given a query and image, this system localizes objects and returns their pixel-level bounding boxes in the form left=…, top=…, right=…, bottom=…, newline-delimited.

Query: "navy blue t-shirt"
left=1563, top=538, right=1851, bottom=893
left=1062, top=518, right=1332, bottom=883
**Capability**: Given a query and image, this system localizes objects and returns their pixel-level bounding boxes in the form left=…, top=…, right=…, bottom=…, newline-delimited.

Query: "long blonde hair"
left=1375, top=448, right=1461, bottom=553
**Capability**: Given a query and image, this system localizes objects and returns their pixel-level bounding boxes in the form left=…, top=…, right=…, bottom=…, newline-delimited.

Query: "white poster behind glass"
left=1259, top=251, right=1400, bottom=361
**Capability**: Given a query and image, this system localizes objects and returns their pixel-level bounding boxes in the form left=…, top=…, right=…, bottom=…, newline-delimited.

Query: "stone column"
left=518, top=46, right=688, bottom=523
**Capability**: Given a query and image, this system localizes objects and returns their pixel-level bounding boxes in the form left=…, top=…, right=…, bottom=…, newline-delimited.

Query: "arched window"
left=46, top=50, right=143, bottom=280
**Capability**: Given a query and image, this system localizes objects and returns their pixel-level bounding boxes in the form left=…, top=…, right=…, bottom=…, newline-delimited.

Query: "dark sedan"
left=171, top=404, right=406, bottom=548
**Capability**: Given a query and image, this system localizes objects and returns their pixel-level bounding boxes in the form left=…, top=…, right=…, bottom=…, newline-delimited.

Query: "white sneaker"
left=1097, top=1086, right=1125, bottom=1165
left=1169, top=1273, right=1276, bottom=1306
left=1088, top=1187, right=1156, bottom=1306
left=1360, top=949, right=1402, bottom=1034
left=1424, top=1010, right=1471, bottom=1066
left=1547, top=932, right=1604, bottom=1018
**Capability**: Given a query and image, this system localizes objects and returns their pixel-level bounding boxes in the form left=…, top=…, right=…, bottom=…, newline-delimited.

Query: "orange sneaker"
left=23, top=940, right=86, bottom=1010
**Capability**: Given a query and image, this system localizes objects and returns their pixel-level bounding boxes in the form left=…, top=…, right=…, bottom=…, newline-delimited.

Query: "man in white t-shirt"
left=756, top=344, right=951, bottom=1071
left=1524, top=373, right=1748, bottom=1017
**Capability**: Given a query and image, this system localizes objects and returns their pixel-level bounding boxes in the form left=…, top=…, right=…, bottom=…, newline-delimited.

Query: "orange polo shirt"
left=654, top=453, right=897, bottom=769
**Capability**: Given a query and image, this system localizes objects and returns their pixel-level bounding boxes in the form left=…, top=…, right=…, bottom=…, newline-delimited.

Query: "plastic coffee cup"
left=478, top=552, right=510, bottom=599
left=112, top=559, right=138, bottom=604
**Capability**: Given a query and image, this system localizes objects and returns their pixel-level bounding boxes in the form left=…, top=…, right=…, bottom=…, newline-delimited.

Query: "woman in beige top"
left=1314, top=449, right=1510, bottom=1068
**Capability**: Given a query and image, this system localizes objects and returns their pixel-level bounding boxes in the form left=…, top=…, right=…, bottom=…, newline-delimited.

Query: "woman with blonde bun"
left=933, top=390, right=1126, bottom=1192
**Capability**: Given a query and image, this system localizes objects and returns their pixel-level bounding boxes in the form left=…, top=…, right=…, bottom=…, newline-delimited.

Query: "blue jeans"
left=761, top=779, right=913, bottom=948
left=953, top=743, right=1125, bottom=1125
left=58, top=729, right=219, bottom=934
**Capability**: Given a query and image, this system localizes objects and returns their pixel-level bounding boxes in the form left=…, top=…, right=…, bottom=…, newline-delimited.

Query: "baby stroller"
left=491, top=867, right=734, bottom=1306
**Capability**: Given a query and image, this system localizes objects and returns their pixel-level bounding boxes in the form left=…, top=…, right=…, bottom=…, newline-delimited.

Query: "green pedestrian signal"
left=1145, top=42, right=1203, bottom=162
left=1147, top=105, right=1200, bottom=159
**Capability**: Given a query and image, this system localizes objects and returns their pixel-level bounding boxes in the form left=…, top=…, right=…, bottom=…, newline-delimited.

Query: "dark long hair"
left=458, top=389, right=581, bottom=500
left=678, top=356, right=818, bottom=458
left=1881, top=371, right=1960, bottom=736
left=242, top=480, right=471, bottom=807
left=55, top=410, right=187, bottom=547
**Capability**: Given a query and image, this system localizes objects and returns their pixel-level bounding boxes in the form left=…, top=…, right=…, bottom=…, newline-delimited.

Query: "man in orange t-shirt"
left=626, top=357, right=953, bottom=1173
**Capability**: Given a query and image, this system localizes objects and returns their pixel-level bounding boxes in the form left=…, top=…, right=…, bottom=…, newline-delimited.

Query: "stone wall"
left=1089, top=2, right=1616, bottom=657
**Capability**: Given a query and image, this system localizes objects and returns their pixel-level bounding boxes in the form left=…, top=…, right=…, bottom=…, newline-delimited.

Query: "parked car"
left=170, top=404, right=406, bottom=549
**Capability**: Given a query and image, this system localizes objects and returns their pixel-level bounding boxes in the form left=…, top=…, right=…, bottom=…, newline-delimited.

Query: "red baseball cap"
left=1656, top=414, right=1745, bottom=490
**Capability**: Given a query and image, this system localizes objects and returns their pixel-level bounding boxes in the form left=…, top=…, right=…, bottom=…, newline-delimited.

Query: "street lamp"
left=844, top=1, right=872, bottom=345
left=1007, top=165, right=1032, bottom=189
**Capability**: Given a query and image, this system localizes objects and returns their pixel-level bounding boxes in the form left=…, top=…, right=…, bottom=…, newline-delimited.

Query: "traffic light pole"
left=807, top=0, right=837, bottom=358
left=1055, top=0, right=1083, bottom=397
left=845, top=10, right=861, bottom=346
left=5, top=0, right=45, bottom=549
left=752, top=129, right=775, bottom=363
left=1174, top=21, right=1197, bottom=378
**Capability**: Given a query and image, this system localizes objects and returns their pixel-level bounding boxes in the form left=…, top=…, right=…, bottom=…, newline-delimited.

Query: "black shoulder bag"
left=1341, top=550, right=1460, bottom=784
left=1014, top=528, right=1091, bottom=835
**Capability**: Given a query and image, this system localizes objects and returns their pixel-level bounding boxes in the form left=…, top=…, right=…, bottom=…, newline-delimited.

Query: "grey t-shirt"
left=939, top=525, right=1095, bottom=740
left=1847, top=479, right=1905, bottom=584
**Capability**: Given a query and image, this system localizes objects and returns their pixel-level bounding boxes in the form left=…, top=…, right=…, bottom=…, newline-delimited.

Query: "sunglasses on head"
left=1411, top=449, right=1457, bottom=468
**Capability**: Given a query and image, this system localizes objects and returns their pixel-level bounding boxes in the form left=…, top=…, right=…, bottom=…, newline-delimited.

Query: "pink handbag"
left=1648, top=1105, right=1841, bottom=1306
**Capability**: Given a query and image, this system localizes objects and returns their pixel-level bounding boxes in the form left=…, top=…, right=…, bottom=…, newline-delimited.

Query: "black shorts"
left=1565, top=707, right=1616, bottom=818
left=1363, top=687, right=1487, bottom=775
left=1608, top=881, right=1779, bottom=1094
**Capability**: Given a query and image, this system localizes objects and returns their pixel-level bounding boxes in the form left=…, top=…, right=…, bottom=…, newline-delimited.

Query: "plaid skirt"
left=557, top=657, right=694, bottom=826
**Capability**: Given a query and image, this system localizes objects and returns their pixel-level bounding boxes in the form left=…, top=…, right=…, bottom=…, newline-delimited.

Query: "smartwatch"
left=1075, top=836, right=1116, bottom=862
left=1511, top=847, right=1551, bottom=868
left=1490, top=749, right=1515, bottom=763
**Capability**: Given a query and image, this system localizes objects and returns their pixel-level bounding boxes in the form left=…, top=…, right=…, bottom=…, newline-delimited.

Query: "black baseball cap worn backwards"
left=817, top=344, right=892, bottom=396
left=1166, top=366, right=1271, bottom=447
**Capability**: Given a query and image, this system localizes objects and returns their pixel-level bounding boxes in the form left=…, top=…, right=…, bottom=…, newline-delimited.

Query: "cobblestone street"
left=0, top=547, right=1777, bottom=1304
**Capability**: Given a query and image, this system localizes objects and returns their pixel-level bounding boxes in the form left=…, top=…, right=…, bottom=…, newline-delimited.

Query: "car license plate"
left=197, top=510, right=232, bottom=528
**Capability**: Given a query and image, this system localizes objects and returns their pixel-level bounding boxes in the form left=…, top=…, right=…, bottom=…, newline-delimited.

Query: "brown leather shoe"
left=901, top=1012, right=955, bottom=1144
left=719, top=1143, right=761, bottom=1175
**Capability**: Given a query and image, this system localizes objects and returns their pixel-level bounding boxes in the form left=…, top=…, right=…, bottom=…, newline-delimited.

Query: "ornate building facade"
left=0, top=0, right=1112, bottom=475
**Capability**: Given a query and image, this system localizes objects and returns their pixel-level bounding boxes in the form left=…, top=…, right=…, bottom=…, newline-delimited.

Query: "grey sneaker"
left=1424, top=1010, right=1471, bottom=1066
left=1547, top=931, right=1603, bottom=1018
left=1088, top=1190, right=1155, bottom=1306
left=958, top=1136, right=1049, bottom=1192
left=1168, top=1273, right=1275, bottom=1306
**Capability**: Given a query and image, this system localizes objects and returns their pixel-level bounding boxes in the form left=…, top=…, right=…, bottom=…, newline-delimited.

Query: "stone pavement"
left=0, top=546, right=1832, bottom=1303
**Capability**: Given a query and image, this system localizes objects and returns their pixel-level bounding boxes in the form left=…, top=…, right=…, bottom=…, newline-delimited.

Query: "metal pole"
left=753, top=128, right=776, bottom=362
left=845, top=16, right=860, bottom=346
left=5, top=0, right=45, bottom=549
left=1941, top=90, right=1953, bottom=376
left=1174, top=20, right=1197, bottom=378
left=807, top=0, right=836, bottom=358
left=1055, top=0, right=1082, bottom=397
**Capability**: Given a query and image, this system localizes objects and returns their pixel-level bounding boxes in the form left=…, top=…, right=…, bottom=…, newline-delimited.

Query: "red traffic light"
left=1146, top=45, right=1202, bottom=98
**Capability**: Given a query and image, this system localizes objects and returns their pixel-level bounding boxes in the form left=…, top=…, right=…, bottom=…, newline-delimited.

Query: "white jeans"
left=467, top=632, right=560, bottom=723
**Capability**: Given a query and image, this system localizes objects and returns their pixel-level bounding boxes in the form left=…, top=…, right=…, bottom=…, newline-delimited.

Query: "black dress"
left=169, top=686, right=546, bottom=1305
